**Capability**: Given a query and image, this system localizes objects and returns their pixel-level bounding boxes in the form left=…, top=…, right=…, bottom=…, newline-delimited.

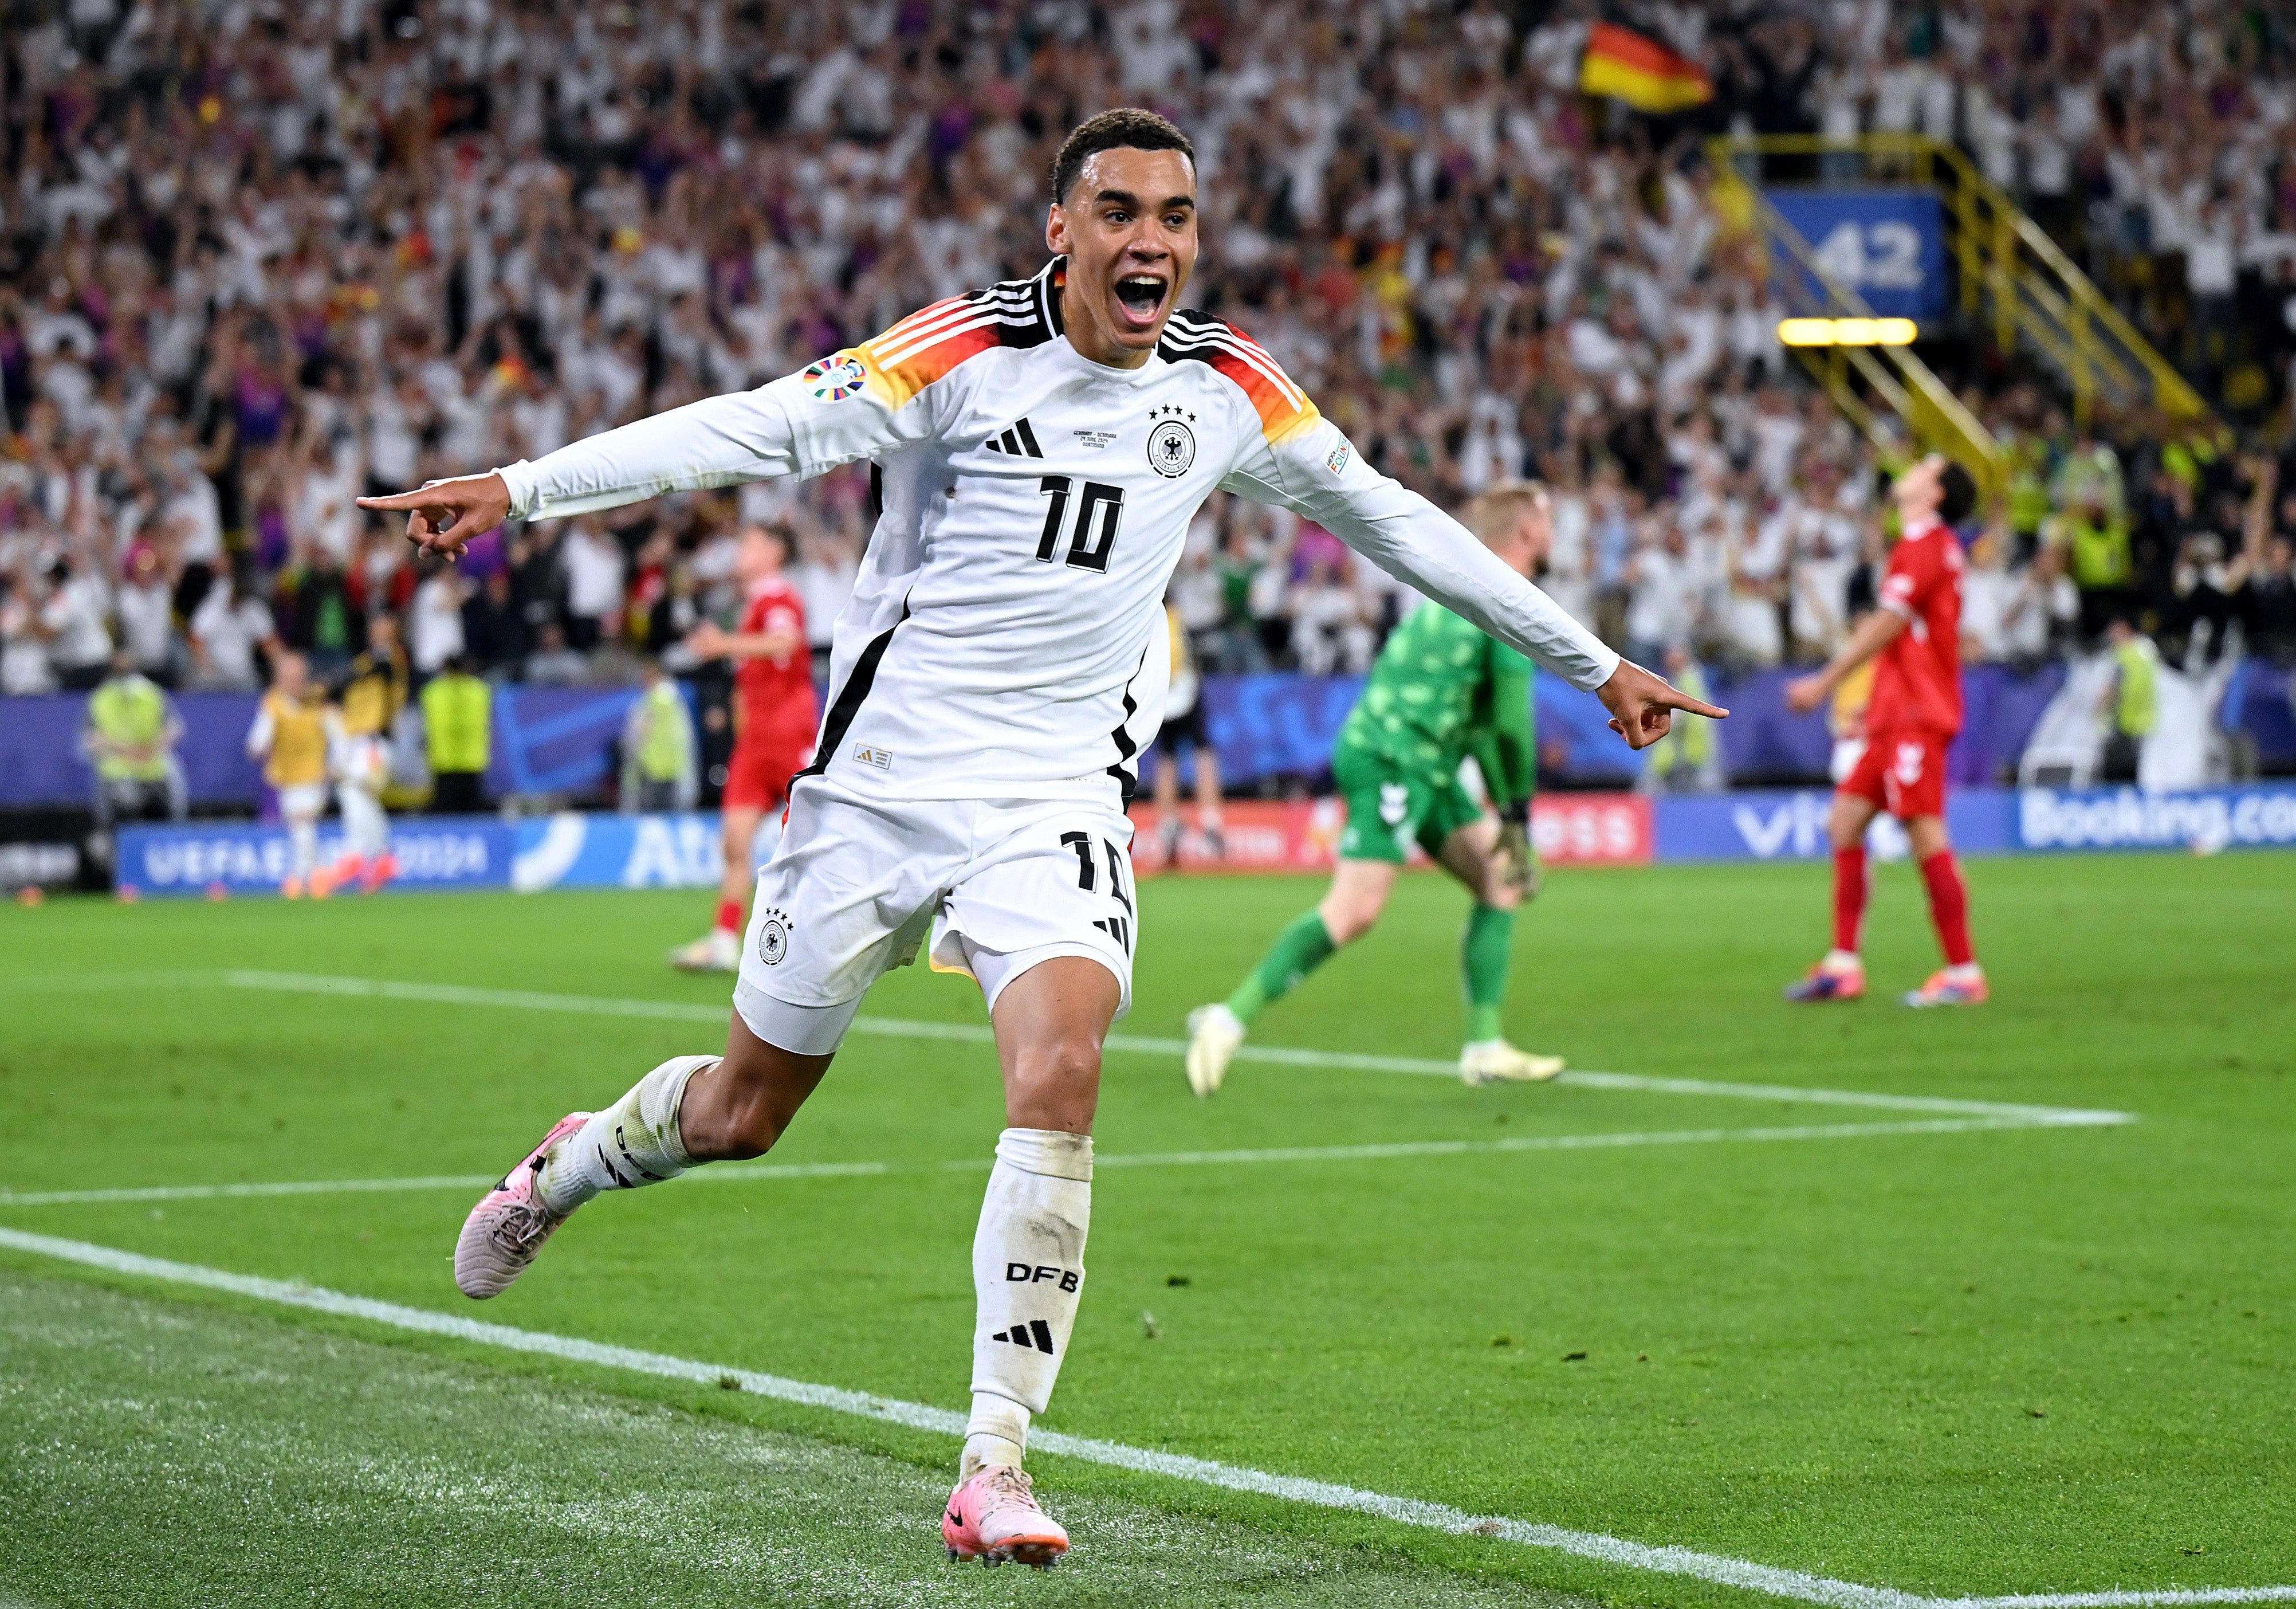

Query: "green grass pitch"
left=1, top=851, right=2290, bottom=1607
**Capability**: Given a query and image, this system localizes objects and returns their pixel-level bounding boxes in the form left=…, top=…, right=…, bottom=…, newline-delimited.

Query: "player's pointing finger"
left=353, top=489, right=439, bottom=511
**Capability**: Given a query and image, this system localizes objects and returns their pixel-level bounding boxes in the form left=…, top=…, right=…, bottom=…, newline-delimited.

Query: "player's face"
left=1047, top=147, right=1198, bottom=369
left=276, top=654, right=306, bottom=697
left=1519, top=498, right=1554, bottom=574
left=736, top=527, right=782, bottom=584
left=1892, top=454, right=1945, bottom=523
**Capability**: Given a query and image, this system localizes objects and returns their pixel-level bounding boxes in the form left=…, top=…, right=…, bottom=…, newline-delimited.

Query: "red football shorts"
left=722, top=734, right=808, bottom=811
left=1841, top=729, right=1949, bottom=820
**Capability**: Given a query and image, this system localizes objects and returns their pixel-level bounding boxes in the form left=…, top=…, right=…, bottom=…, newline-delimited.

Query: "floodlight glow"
left=1777, top=317, right=1918, bottom=347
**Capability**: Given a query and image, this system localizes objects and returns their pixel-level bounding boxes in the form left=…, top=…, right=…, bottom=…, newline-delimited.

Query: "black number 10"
left=1036, top=476, right=1125, bottom=572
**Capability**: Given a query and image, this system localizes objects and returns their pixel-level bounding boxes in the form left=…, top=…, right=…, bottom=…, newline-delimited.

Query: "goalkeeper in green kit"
left=1187, top=481, right=1567, bottom=1095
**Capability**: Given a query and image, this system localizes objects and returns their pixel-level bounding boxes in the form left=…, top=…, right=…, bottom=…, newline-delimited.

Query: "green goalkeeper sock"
left=1225, top=910, right=1337, bottom=1025
left=1462, top=904, right=1515, bottom=1043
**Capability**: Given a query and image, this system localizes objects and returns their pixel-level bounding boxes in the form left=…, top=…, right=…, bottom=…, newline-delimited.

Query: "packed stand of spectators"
left=3, top=0, right=2294, bottom=739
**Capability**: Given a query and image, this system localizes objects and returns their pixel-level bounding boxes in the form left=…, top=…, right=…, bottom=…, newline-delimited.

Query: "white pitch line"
left=0, top=1116, right=2111, bottom=1209
left=204, top=971, right=2132, bottom=1127
left=0, top=1226, right=2281, bottom=1609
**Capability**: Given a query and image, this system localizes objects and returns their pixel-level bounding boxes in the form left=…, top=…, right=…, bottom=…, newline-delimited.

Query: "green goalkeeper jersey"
left=1335, top=599, right=1535, bottom=813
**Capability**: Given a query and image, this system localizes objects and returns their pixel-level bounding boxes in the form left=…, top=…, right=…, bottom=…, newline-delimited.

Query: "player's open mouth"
left=1112, top=273, right=1168, bottom=327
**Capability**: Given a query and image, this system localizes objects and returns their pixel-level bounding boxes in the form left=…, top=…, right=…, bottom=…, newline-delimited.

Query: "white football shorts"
left=733, top=774, right=1139, bottom=1056
left=276, top=783, right=327, bottom=822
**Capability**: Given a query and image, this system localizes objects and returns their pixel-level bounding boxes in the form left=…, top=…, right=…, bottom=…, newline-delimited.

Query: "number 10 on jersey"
left=1037, top=476, right=1125, bottom=572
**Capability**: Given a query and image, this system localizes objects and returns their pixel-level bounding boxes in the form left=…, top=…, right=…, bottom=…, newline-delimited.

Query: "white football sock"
left=339, top=786, right=389, bottom=858
left=1823, top=948, right=1861, bottom=970
left=963, top=1127, right=1092, bottom=1477
left=287, top=818, right=318, bottom=880
left=534, top=1054, right=713, bottom=1214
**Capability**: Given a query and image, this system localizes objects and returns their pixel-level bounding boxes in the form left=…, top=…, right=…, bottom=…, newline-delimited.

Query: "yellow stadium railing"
left=1706, top=149, right=2006, bottom=497
left=1708, top=134, right=2208, bottom=429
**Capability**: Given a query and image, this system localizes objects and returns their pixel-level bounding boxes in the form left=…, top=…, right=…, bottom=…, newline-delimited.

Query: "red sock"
left=1918, top=850, right=1975, bottom=966
left=714, top=897, right=744, bottom=935
left=1831, top=846, right=1868, bottom=955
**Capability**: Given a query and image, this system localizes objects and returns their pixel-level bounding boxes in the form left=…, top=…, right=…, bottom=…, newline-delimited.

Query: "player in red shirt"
left=1783, top=454, right=1987, bottom=1007
left=670, top=523, right=820, bottom=972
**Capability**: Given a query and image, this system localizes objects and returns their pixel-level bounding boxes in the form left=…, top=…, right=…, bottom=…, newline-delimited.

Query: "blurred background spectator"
left=2, top=0, right=2294, bottom=805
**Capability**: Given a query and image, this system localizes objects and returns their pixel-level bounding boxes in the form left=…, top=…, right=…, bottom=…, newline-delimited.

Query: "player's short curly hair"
left=1937, top=461, right=1979, bottom=527
left=1051, top=109, right=1196, bottom=203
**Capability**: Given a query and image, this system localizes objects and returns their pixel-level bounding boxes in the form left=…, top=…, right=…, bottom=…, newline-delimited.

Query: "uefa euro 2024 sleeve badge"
left=1146, top=404, right=1196, bottom=478
left=803, top=354, right=869, bottom=403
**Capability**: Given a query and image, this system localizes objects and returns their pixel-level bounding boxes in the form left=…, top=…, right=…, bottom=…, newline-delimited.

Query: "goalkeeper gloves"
left=1496, top=802, right=1540, bottom=899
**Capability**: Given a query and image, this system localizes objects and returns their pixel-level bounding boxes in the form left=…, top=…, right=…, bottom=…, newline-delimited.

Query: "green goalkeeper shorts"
left=1332, top=743, right=1486, bottom=864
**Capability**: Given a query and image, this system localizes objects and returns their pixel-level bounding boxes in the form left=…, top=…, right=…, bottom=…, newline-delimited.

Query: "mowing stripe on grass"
left=201, top=970, right=2133, bottom=1126
left=0, top=1116, right=2111, bottom=1208
left=0, top=1225, right=2279, bottom=1609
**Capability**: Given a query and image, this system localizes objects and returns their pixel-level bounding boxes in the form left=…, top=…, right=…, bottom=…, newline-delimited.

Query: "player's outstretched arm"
left=1784, top=607, right=1905, bottom=715
left=359, top=340, right=946, bottom=558
left=1226, top=433, right=1723, bottom=750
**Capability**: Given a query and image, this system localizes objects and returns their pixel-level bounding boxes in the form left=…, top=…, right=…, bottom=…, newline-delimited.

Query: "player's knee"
left=1319, top=896, right=1379, bottom=945
left=1004, top=1033, right=1102, bottom=1131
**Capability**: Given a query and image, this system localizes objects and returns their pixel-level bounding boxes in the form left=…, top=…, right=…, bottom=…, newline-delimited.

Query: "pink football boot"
left=942, top=1466, right=1070, bottom=1569
left=453, top=1111, right=590, bottom=1298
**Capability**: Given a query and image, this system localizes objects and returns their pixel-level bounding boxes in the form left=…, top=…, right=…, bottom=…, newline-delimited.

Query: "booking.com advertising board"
left=111, top=782, right=2296, bottom=898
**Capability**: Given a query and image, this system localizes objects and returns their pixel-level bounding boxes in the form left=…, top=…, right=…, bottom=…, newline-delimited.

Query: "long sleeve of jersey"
left=1221, top=418, right=1621, bottom=694
left=1475, top=646, right=1536, bottom=815
left=493, top=356, right=942, bottom=522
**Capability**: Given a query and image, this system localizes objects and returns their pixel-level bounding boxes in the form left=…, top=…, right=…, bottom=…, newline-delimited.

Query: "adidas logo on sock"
left=989, top=1319, right=1057, bottom=1354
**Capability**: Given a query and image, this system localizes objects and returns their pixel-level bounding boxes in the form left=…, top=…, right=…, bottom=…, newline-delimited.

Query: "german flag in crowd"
left=1579, top=22, right=1713, bottom=113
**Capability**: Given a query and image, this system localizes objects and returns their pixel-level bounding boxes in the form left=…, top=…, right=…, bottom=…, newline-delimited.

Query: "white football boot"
left=1459, top=1040, right=1566, bottom=1086
left=1184, top=1003, right=1245, bottom=1097
left=453, top=1110, right=591, bottom=1298
left=669, top=927, right=740, bottom=972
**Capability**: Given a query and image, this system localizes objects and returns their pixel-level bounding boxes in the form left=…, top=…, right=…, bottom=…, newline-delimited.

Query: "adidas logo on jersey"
left=981, top=418, right=1044, bottom=458
left=988, top=1319, right=1058, bottom=1354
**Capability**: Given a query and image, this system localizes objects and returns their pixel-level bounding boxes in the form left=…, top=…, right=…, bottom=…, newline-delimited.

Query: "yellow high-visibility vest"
left=421, top=673, right=492, bottom=774
left=88, top=676, right=171, bottom=781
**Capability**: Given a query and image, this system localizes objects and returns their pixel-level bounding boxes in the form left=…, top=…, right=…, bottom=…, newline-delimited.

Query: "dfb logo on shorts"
left=1146, top=406, right=1196, bottom=478
left=755, top=906, right=791, bottom=966
left=1006, top=1261, right=1082, bottom=1293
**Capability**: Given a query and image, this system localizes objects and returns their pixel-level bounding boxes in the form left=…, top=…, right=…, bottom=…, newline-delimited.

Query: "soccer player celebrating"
left=359, top=110, right=1718, bottom=1569
left=1186, top=481, right=1567, bottom=1094
left=669, top=523, right=818, bottom=972
left=245, top=651, right=332, bottom=898
left=1784, top=453, right=1986, bottom=1007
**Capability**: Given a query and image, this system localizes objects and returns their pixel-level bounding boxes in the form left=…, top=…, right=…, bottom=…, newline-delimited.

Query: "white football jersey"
left=496, top=258, right=1618, bottom=803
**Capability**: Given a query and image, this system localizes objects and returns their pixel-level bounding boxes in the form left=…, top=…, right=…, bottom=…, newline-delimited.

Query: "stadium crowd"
left=2, top=0, right=2295, bottom=733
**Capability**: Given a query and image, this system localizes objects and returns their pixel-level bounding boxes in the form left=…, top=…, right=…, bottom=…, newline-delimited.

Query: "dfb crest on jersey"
left=754, top=906, right=792, bottom=966
left=1146, top=409, right=1196, bottom=478
left=803, top=354, right=868, bottom=403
